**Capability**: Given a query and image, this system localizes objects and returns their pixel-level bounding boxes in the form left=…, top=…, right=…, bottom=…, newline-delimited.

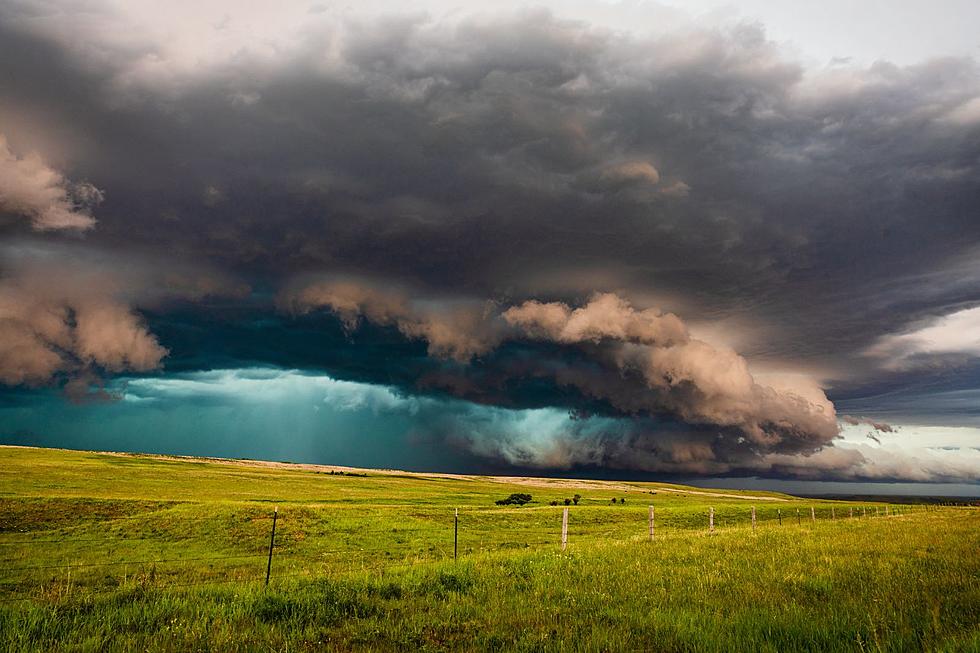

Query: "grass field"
left=0, top=445, right=977, bottom=651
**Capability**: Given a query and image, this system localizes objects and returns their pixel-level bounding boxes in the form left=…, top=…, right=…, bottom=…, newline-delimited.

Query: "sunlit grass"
left=1, top=446, right=976, bottom=651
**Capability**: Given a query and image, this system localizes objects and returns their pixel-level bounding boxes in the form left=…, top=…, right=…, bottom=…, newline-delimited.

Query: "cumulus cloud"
left=284, top=280, right=839, bottom=460
left=0, top=260, right=167, bottom=386
left=503, top=293, right=688, bottom=346
left=504, top=293, right=837, bottom=450
left=0, top=134, right=101, bottom=231
left=0, top=241, right=250, bottom=388
left=281, top=278, right=504, bottom=361
left=0, top=2, right=978, bottom=483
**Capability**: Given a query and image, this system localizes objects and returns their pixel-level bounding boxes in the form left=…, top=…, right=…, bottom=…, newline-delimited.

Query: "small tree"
left=495, top=493, right=533, bottom=506
left=563, top=498, right=571, bottom=506
left=573, top=494, right=581, bottom=505
left=611, top=497, right=617, bottom=504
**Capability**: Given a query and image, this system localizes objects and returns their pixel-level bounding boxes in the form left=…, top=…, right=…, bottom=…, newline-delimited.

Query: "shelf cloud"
left=0, top=1, right=978, bottom=485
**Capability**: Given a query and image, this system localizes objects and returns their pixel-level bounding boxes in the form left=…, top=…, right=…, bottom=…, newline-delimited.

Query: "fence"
left=0, top=501, right=945, bottom=605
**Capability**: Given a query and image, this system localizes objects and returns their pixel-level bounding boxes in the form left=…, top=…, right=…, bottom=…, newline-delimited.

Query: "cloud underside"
left=283, top=278, right=838, bottom=449
left=0, top=135, right=100, bottom=231
left=446, top=417, right=980, bottom=483
left=0, top=3, right=978, bottom=482
left=79, top=367, right=977, bottom=484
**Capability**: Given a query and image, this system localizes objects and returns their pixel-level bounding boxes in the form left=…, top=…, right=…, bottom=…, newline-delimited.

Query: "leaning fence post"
left=709, top=507, right=715, bottom=533
left=811, top=507, right=816, bottom=522
left=561, top=507, right=569, bottom=551
left=454, top=508, right=458, bottom=560
left=751, top=506, right=756, bottom=531
left=778, top=508, right=782, bottom=525
left=831, top=506, right=835, bottom=520
left=648, top=505, right=655, bottom=541
left=265, top=506, right=278, bottom=587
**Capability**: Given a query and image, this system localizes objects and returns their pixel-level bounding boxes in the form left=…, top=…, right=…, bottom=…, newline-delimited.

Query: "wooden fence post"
left=796, top=508, right=801, bottom=525
left=849, top=507, right=853, bottom=518
left=778, top=508, right=782, bottom=525
left=751, top=506, right=756, bottom=531
left=648, top=505, right=655, bottom=541
left=561, top=507, right=569, bottom=551
left=831, top=506, right=835, bottom=520
left=454, top=508, right=458, bottom=560
left=811, top=506, right=816, bottom=522
left=265, top=506, right=278, bottom=587
left=709, top=507, right=714, bottom=533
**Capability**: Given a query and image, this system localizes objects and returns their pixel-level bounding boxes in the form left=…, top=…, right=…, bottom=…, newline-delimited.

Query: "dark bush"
left=563, top=498, right=571, bottom=506
left=495, top=493, right=533, bottom=506
left=573, top=494, right=581, bottom=505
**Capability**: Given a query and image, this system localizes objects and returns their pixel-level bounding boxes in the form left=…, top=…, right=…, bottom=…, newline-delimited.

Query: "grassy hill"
left=1, top=445, right=977, bottom=651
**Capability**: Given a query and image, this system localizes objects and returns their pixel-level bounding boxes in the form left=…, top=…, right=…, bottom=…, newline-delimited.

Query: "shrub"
left=573, top=494, right=581, bottom=505
left=495, top=493, right=533, bottom=506
left=549, top=500, right=558, bottom=506
left=563, top=498, right=571, bottom=506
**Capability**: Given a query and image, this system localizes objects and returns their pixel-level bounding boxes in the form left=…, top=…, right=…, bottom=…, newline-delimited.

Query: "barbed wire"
left=0, top=508, right=942, bottom=608
left=0, top=509, right=917, bottom=550
left=0, top=515, right=922, bottom=569
left=2, top=553, right=270, bottom=572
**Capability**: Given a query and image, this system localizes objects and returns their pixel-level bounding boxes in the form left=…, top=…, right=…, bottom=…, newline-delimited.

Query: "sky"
left=1, top=0, right=979, bottom=495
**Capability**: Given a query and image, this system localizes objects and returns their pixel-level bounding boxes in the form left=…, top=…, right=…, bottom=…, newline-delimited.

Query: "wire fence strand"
left=0, top=504, right=940, bottom=607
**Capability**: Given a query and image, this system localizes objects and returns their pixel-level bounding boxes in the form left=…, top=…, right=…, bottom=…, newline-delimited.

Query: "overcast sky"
left=1, top=1, right=978, bottom=494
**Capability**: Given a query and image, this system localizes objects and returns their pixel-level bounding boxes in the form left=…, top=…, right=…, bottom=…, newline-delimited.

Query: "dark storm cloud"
left=279, top=280, right=838, bottom=451
left=0, top=239, right=247, bottom=387
left=1, top=3, right=979, bottom=480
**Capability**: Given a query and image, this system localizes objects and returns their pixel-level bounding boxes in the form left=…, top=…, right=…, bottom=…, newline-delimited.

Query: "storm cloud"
left=0, top=1, right=978, bottom=484
left=0, top=134, right=101, bottom=231
left=283, top=280, right=838, bottom=453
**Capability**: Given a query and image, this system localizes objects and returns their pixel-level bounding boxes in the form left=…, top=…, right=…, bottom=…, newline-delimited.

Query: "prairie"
left=0, top=445, right=977, bottom=651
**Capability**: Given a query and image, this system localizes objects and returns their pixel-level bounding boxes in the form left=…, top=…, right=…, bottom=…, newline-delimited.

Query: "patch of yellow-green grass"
left=0, top=446, right=975, bottom=651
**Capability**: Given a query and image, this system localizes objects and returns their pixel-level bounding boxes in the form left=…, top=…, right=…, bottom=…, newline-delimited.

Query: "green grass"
left=1, top=445, right=977, bottom=651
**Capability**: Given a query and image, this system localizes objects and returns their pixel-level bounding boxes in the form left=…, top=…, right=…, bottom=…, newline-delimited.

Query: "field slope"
left=1, top=445, right=977, bottom=651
